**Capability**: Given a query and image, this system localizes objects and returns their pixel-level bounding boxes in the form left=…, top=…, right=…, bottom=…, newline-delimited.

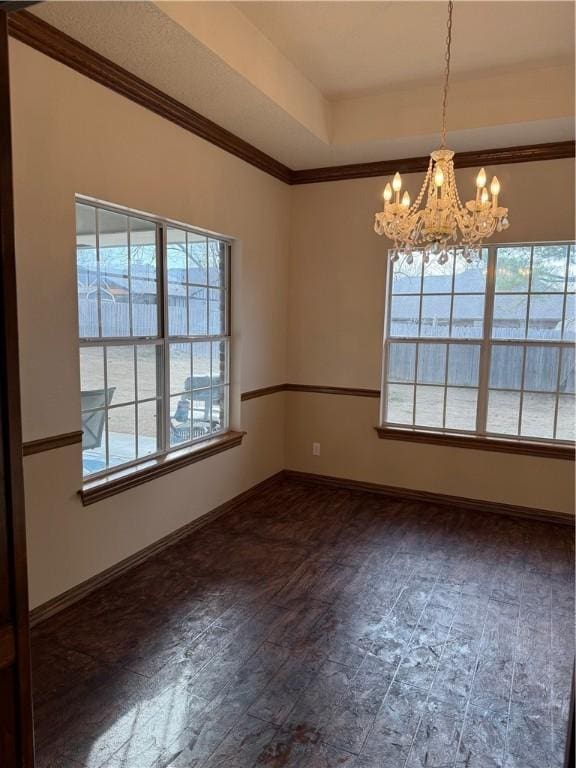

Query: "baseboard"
left=30, top=467, right=573, bottom=626
left=29, top=471, right=285, bottom=627
left=284, top=470, right=574, bottom=527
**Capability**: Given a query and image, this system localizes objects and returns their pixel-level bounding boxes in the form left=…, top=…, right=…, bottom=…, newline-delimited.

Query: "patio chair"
left=81, top=387, right=115, bottom=450
left=170, top=396, right=210, bottom=443
left=184, top=376, right=212, bottom=421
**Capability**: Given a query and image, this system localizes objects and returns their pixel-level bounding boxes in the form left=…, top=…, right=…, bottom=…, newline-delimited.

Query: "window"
left=381, top=242, right=575, bottom=445
left=76, top=201, right=230, bottom=478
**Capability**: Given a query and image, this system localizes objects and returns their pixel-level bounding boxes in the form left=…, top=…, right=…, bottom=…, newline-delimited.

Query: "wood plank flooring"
left=31, top=478, right=574, bottom=768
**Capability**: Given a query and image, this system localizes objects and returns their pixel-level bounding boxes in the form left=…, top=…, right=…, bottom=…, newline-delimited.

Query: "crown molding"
left=7, top=10, right=292, bottom=183
left=291, top=141, right=576, bottom=184
left=7, top=10, right=576, bottom=186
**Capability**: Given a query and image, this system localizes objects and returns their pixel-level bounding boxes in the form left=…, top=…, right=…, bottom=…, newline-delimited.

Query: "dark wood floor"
left=31, top=478, right=574, bottom=768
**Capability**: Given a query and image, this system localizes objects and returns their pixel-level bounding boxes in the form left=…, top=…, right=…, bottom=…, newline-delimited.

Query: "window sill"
left=80, top=430, right=246, bottom=505
left=374, top=426, right=575, bottom=461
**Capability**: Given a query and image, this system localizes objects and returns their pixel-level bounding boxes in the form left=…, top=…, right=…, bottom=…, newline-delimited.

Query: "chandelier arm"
left=440, top=0, right=454, bottom=149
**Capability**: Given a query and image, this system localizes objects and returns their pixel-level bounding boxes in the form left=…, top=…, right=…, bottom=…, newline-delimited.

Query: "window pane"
left=82, top=414, right=106, bottom=476
left=137, top=400, right=159, bottom=458
left=523, top=346, right=560, bottom=392
left=99, top=209, right=130, bottom=337
left=492, top=295, right=528, bottom=339
left=208, top=239, right=226, bottom=287
left=189, top=286, right=208, bottom=336
left=188, top=233, right=208, bottom=285
left=392, top=254, right=422, bottom=294
left=564, top=293, right=575, bottom=340
left=386, top=384, right=414, bottom=424
left=76, top=204, right=99, bottom=338
left=445, top=388, right=477, bottom=431
left=489, top=345, right=524, bottom=390
left=168, top=284, right=187, bottom=336
left=527, top=294, right=563, bottom=340
left=417, top=344, right=446, bottom=385
left=415, top=385, right=444, bottom=428
left=388, top=343, right=416, bottom=383
left=454, top=258, right=487, bottom=293
left=421, top=295, right=451, bottom=337
left=80, top=393, right=112, bottom=442
left=192, top=342, right=211, bottom=388
left=170, top=395, right=191, bottom=446
left=108, top=404, right=136, bottom=467
left=452, top=295, right=484, bottom=338
left=212, top=340, right=227, bottom=385
left=167, top=228, right=187, bottom=279
left=137, top=344, right=161, bottom=401
left=495, top=246, right=531, bottom=292
left=447, top=345, right=480, bottom=387
left=556, top=396, right=575, bottom=441
left=167, top=228, right=188, bottom=336
left=560, top=348, right=575, bottom=394
left=521, top=393, right=556, bottom=439
left=209, top=288, right=226, bottom=336
left=131, top=279, right=158, bottom=337
left=568, top=246, right=576, bottom=289
left=169, top=343, right=191, bottom=396
left=389, top=294, right=420, bottom=337
left=130, top=218, right=158, bottom=337
left=530, top=245, right=568, bottom=293
left=192, top=389, right=211, bottom=433
left=487, top=390, right=520, bottom=435
left=106, top=346, right=135, bottom=405
left=422, top=257, right=453, bottom=293
left=80, top=346, right=104, bottom=392
left=211, top=386, right=226, bottom=433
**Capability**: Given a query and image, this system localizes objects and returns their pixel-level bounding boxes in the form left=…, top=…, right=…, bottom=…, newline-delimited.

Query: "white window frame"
left=380, top=241, right=575, bottom=446
left=77, top=199, right=231, bottom=479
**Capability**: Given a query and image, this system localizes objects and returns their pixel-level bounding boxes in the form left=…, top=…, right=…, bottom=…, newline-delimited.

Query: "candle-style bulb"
left=392, top=172, right=402, bottom=192
left=434, top=166, right=444, bottom=188
left=481, top=187, right=489, bottom=204
left=490, top=176, right=500, bottom=196
left=401, top=191, right=411, bottom=208
left=383, top=183, right=393, bottom=202
left=476, top=167, right=487, bottom=189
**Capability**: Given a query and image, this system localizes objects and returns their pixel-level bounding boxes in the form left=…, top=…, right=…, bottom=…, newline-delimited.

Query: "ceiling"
left=29, top=1, right=575, bottom=170
left=235, top=1, right=576, bottom=98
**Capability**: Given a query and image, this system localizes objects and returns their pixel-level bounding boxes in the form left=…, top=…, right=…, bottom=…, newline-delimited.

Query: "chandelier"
left=374, top=0, right=510, bottom=264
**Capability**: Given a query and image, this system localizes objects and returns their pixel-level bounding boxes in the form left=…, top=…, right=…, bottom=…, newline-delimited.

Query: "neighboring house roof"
left=77, top=265, right=216, bottom=299
left=392, top=270, right=571, bottom=322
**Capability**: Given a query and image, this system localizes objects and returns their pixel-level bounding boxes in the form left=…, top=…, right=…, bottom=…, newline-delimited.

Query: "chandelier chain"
left=373, top=0, right=510, bottom=257
left=440, top=0, right=454, bottom=148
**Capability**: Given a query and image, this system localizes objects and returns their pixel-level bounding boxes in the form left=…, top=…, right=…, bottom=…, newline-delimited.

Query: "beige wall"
left=286, top=159, right=575, bottom=515
left=9, top=41, right=575, bottom=609
left=10, top=40, right=289, bottom=609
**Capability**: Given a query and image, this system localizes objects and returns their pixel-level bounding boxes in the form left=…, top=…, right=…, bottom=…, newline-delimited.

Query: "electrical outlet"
left=312, top=442, right=321, bottom=456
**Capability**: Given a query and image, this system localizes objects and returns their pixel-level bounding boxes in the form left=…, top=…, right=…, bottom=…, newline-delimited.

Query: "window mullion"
left=516, top=245, right=536, bottom=437
left=442, top=253, right=457, bottom=429
left=95, top=207, right=102, bottom=339
left=103, top=345, right=110, bottom=468
left=159, top=223, right=170, bottom=455
left=553, top=253, right=571, bottom=437
left=379, top=254, right=393, bottom=426
left=476, top=245, right=496, bottom=435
